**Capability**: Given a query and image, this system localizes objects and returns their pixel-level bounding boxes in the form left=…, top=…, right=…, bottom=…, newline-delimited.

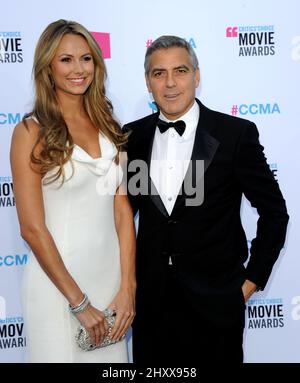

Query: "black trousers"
left=133, top=264, right=245, bottom=365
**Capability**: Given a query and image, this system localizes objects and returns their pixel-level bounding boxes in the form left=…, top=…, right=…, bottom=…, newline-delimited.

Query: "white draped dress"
left=21, top=131, right=128, bottom=362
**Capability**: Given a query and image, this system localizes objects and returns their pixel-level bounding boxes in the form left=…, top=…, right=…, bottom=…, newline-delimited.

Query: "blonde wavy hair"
left=24, top=19, right=127, bottom=183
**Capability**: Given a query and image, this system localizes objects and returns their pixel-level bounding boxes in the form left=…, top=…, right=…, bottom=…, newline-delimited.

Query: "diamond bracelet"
left=69, top=293, right=90, bottom=314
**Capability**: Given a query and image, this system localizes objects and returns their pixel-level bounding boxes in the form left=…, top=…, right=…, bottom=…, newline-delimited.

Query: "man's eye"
left=177, top=68, right=187, bottom=73
left=153, top=72, right=162, bottom=77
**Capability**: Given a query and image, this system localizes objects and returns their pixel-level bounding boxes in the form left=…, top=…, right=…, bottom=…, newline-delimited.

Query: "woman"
left=10, top=19, right=136, bottom=363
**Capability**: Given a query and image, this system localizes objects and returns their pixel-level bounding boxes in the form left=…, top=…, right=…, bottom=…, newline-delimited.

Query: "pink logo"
left=91, top=32, right=111, bottom=59
left=226, top=27, right=238, bottom=38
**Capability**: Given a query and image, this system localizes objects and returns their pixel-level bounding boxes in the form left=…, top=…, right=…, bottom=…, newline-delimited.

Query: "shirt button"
left=171, top=133, right=175, bottom=138
left=169, top=166, right=173, bottom=170
left=168, top=196, right=173, bottom=201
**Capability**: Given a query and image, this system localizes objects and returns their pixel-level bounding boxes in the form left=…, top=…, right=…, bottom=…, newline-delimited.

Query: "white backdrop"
left=0, top=0, right=299, bottom=363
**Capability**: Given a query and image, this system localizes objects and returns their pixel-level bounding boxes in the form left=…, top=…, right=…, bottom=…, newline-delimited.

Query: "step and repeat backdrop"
left=0, top=0, right=299, bottom=363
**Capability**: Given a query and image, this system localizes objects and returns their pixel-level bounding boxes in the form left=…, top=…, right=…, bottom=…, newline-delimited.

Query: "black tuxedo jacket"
left=124, top=99, right=288, bottom=327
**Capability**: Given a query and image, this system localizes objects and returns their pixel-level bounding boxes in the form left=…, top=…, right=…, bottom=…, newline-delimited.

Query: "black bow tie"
left=157, top=119, right=186, bottom=136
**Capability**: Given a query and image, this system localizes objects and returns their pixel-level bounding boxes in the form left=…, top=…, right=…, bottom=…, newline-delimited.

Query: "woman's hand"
left=75, top=304, right=108, bottom=346
left=108, top=285, right=136, bottom=342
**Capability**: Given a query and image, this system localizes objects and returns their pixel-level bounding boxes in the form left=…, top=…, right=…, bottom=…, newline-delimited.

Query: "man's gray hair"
left=144, top=35, right=199, bottom=74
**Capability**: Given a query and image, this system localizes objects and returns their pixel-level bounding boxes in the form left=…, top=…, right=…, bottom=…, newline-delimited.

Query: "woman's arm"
left=110, top=180, right=136, bottom=341
left=10, top=119, right=107, bottom=346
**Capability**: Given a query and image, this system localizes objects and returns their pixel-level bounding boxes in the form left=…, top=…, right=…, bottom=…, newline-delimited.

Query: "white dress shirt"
left=150, top=101, right=200, bottom=215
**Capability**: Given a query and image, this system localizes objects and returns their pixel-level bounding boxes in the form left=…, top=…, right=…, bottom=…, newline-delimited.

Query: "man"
left=124, top=36, right=288, bottom=364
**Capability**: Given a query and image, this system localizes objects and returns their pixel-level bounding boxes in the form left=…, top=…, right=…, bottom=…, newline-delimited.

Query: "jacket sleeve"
left=234, top=121, right=289, bottom=289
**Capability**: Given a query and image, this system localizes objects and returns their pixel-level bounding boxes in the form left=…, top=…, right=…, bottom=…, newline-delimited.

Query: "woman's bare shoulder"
left=12, top=117, right=41, bottom=142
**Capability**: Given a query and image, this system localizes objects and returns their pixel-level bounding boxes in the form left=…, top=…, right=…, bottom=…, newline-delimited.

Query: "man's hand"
left=242, top=279, right=258, bottom=302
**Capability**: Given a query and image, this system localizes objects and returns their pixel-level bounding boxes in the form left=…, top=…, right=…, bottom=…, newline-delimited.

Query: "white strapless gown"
left=21, top=133, right=128, bottom=362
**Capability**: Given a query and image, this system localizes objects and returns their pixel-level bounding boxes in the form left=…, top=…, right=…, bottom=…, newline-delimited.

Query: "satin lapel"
left=171, top=101, right=220, bottom=216
left=145, top=114, right=170, bottom=218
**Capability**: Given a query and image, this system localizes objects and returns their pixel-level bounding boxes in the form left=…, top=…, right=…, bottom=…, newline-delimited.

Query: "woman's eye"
left=84, top=56, right=92, bottom=61
left=61, top=57, right=71, bottom=62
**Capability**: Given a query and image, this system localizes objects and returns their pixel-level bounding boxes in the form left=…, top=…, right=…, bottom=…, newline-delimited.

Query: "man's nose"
left=166, top=73, right=176, bottom=87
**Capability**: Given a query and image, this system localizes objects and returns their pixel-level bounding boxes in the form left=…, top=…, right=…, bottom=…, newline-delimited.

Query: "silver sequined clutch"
left=75, top=308, right=125, bottom=351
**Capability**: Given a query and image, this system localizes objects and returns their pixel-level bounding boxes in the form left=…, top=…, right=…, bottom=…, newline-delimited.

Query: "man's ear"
left=145, top=73, right=152, bottom=92
left=195, top=67, right=200, bottom=88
